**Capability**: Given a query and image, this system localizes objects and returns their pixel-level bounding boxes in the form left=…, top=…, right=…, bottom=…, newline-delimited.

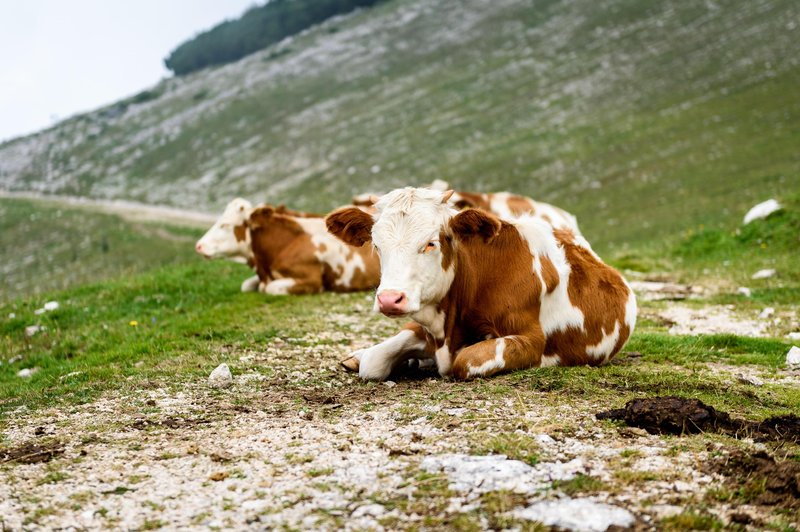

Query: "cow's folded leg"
left=261, top=277, right=322, bottom=295
left=354, top=324, right=434, bottom=381
left=240, top=275, right=260, bottom=292
left=449, top=334, right=544, bottom=380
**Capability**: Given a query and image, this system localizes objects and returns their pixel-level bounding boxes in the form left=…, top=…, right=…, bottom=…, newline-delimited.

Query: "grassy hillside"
left=0, top=198, right=201, bottom=302
left=1, top=0, right=798, bottom=252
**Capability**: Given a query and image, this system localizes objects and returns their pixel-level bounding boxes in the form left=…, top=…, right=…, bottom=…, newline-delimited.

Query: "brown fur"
left=325, top=207, right=374, bottom=247
left=506, top=195, right=536, bottom=216
left=539, top=254, right=559, bottom=294
left=249, top=206, right=379, bottom=295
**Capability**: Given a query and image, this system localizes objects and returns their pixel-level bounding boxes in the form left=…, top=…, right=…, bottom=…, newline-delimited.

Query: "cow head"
left=195, top=198, right=253, bottom=263
left=327, top=187, right=502, bottom=317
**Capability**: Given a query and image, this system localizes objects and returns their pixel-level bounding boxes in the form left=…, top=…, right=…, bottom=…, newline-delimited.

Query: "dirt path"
left=0, top=190, right=216, bottom=228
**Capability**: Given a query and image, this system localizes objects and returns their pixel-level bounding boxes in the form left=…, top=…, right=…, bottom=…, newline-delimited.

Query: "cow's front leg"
left=241, top=275, right=261, bottom=292
left=345, top=324, right=434, bottom=381
left=448, top=334, right=545, bottom=380
left=260, top=274, right=322, bottom=295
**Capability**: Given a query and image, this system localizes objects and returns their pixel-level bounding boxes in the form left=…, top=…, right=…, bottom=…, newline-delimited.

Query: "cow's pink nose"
left=195, top=243, right=203, bottom=252
left=377, top=290, right=408, bottom=315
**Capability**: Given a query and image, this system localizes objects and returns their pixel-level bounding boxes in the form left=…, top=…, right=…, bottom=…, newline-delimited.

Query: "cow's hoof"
left=340, top=355, right=360, bottom=372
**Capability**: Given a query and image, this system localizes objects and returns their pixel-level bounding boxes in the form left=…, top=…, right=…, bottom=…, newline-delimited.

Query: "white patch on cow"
left=586, top=321, right=621, bottom=360
left=540, top=354, right=560, bottom=367
left=412, top=305, right=447, bottom=340
left=514, top=217, right=584, bottom=335
left=240, top=275, right=260, bottom=292
left=306, top=218, right=370, bottom=289
left=196, top=198, right=254, bottom=261
left=624, top=283, right=638, bottom=333
left=262, top=278, right=296, bottom=295
left=371, top=188, right=458, bottom=314
left=435, top=342, right=451, bottom=376
left=467, top=337, right=508, bottom=377
left=489, top=193, right=520, bottom=219
left=358, top=329, right=427, bottom=381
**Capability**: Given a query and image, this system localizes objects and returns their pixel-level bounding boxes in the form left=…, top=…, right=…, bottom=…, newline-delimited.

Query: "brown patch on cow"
left=233, top=223, right=247, bottom=243
left=449, top=209, right=503, bottom=243
left=275, top=205, right=323, bottom=218
left=539, top=254, right=559, bottom=294
left=404, top=322, right=438, bottom=355
left=544, top=228, right=631, bottom=364
left=540, top=214, right=552, bottom=224
left=506, top=194, right=535, bottom=216
left=1, top=440, right=65, bottom=464
left=326, top=207, right=374, bottom=247
left=452, top=191, right=491, bottom=211
left=440, top=231, right=454, bottom=271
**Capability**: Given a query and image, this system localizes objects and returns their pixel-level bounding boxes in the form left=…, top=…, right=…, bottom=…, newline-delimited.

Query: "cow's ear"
left=326, top=207, right=373, bottom=246
left=449, top=208, right=502, bottom=243
left=247, top=206, right=275, bottom=229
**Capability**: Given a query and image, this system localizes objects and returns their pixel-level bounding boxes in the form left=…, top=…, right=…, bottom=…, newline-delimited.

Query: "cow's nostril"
left=395, top=294, right=405, bottom=304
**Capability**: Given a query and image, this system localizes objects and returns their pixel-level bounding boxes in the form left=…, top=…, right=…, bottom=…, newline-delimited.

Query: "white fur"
left=196, top=198, right=254, bottom=260
left=357, top=329, right=427, bottom=381
left=435, top=342, right=451, bottom=376
left=262, top=278, right=296, bottom=295
left=540, top=354, right=561, bottom=367
left=240, top=275, right=260, bottom=292
left=586, top=321, right=621, bottom=360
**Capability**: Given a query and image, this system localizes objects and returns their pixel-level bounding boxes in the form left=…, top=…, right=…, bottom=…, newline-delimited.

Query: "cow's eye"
left=421, top=241, right=437, bottom=254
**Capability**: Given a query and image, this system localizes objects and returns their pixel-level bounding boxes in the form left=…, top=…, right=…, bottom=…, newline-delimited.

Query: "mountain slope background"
left=1, top=0, right=798, bottom=254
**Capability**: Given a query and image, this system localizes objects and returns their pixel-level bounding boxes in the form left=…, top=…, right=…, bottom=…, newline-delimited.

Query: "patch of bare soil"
left=596, top=396, right=800, bottom=444
left=705, top=450, right=800, bottom=509
left=0, top=440, right=64, bottom=464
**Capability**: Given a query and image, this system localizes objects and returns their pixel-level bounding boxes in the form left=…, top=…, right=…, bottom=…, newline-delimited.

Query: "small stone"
left=787, top=346, right=800, bottom=366
left=209, top=471, right=228, bottom=481
left=208, top=363, right=233, bottom=388
left=17, top=367, right=40, bottom=378
left=751, top=269, right=776, bottom=280
left=736, top=287, right=752, bottom=297
left=43, top=301, right=59, bottom=311
left=352, top=503, right=386, bottom=518
left=758, top=307, right=775, bottom=319
left=383, top=380, right=397, bottom=388
left=34, top=308, right=45, bottom=315
left=787, top=332, right=800, bottom=341
left=737, top=373, right=764, bottom=386
left=8, top=312, right=15, bottom=319
left=298, top=410, right=313, bottom=420
left=618, top=426, right=650, bottom=438
left=9, top=355, right=22, bottom=364
left=743, top=199, right=781, bottom=224
left=24, top=325, right=45, bottom=337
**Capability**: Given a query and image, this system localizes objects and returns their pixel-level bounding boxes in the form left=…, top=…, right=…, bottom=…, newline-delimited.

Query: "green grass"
left=0, top=198, right=201, bottom=302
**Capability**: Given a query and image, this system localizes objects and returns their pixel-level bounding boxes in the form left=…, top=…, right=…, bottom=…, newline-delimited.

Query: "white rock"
left=43, top=301, right=59, bottom=311
left=17, top=367, right=40, bottom=378
left=737, top=287, right=752, bottom=297
left=383, top=380, right=396, bottom=388
left=751, top=269, right=776, bottom=280
left=513, top=498, right=635, bottom=531
left=34, top=308, right=45, bottom=315
left=787, top=346, right=800, bottom=366
left=208, top=363, right=233, bottom=388
left=737, top=373, right=764, bottom=386
left=743, top=199, right=781, bottom=224
left=787, top=332, right=800, bottom=341
left=8, top=313, right=15, bottom=319
left=351, top=503, right=386, bottom=518
left=24, top=325, right=45, bottom=337
left=535, top=434, right=556, bottom=445
left=758, top=307, right=775, bottom=319
left=421, top=454, right=584, bottom=495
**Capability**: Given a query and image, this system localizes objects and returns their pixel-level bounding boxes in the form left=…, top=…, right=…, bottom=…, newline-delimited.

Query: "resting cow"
left=326, top=187, right=636, bottom=380
left=248, top=205, right=380, bottom=295
left=195, top=198, right=321, bottom=292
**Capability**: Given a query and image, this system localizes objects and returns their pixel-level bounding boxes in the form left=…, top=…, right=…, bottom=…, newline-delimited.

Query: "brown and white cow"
left=326, top=187, right=636, bottom=380
left=195, top=198, right=322, bottom=292
left=248, top=205, right=380, bottom=295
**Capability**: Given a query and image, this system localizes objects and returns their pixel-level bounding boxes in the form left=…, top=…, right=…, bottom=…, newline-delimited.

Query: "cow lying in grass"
left=195, top=198, right=322, bottom=292
left=326, top=187, right=636, bottom=380
left=247, top=205, right=380, bottom=295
